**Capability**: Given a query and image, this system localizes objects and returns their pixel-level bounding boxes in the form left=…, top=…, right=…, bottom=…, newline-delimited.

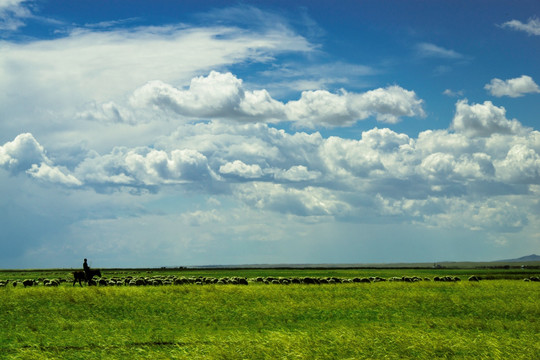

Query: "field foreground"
left=1, top=274, right=539, bottom=359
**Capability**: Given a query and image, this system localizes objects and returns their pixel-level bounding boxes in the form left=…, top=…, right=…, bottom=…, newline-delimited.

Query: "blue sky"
left=1, top=0, right=539, bottom=268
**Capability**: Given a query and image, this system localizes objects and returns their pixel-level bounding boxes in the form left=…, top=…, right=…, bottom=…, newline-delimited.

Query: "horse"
left=72, top=269, right=102, bottom=287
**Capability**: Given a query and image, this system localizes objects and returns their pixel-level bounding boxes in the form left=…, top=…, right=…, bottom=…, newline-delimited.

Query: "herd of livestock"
left=1, top=273, right=539, bottom=288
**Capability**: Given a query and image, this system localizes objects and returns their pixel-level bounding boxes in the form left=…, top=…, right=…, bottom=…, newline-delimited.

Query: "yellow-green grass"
left=1, top=280, right=539, bottom=359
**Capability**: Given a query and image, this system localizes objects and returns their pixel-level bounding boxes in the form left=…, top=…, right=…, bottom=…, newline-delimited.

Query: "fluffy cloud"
left=484, top=75, right=540, bottom=97
left=285, top=86, right=425, bottom=127
left=0, top=133, right=83, bottom=186
left=219, top=160, right=264, bottom=179
left=0, top=133, right=49, bottom=172
left=496, top=144, right=540, bottom=183
left=131, top=72, right=425, bottom=127
left=27, top=163, right=82, bottom=186
left=501, top=17, right=540, bottom=36
left=131, top=71, right=285, bottom=122
left=74, top=147, right=215, bottom=188
left=451, top=100, right=524, bottom=137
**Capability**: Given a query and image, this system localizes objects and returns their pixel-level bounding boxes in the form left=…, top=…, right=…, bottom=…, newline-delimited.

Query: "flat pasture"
left=1, top=268, right=539, bottom=359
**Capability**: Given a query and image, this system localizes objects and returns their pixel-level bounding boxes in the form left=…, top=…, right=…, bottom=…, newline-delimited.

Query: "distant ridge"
left=495, top=254, right=540, bottom=262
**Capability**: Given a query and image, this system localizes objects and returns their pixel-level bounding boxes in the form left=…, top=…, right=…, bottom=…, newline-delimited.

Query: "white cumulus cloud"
left=284, top=85, right=425, bottom=127
left=131, top=71, right=285, bottom=122
left=27, top=163, right=82, bottom=186
left=496, top=144, right=540, bottom=184
left=219, top=160, right=264, bottom=179
left=131, top=72, right=425, bottom=127
left=74, top=147, right=215, bottom=188
left=451, top=100, right=524, bottom=137
left=0, top=133, right=49, bottom=172
left=484, top=75, right=540, bottom=97
left=0, top=133, right=83, bottom=186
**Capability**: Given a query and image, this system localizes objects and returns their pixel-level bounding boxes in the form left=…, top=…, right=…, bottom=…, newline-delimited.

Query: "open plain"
left=1, top=267, right=539, bottom=359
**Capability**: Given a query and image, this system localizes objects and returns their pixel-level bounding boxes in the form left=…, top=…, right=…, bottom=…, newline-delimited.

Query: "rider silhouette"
left=83, top=258, right=90, bottom=280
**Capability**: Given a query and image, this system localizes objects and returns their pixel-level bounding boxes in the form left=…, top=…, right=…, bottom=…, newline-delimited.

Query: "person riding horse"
left=72, top=258, right=101, bottom=286
left=83, top=258, right=91, bottom=281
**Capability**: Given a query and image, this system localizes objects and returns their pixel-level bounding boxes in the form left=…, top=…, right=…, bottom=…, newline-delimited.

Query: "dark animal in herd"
left=72, top=269, right=102, bottom=286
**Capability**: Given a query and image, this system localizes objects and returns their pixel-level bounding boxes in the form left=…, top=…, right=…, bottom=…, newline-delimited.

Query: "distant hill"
left=495, top=254, right=540, bottom=262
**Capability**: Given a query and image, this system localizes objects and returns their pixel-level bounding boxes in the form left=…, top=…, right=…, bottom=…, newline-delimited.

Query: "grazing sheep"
left=129, top=278, right=146, bottom=286
left=529, top=276, right=540, bottom=282
left=22, top=279, right=36, bottom=287
left=44, top=279, right=60, bottom=287
left=468, top=276, right=480, bottom=281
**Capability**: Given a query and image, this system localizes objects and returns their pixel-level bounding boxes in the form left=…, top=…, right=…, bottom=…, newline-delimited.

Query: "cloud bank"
left=2, top=90, right=539, bottom=234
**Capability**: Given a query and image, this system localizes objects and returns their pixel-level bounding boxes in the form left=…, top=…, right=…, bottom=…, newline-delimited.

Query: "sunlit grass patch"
left=1, top=278, right=539, bottom=359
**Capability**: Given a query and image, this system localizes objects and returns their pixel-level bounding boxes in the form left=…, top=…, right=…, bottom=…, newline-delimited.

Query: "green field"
left=1, top=269, right=539, bottom=359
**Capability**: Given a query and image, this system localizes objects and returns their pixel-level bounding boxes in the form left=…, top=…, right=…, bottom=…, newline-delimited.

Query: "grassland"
left=1, top=268, right=539, bottom=359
